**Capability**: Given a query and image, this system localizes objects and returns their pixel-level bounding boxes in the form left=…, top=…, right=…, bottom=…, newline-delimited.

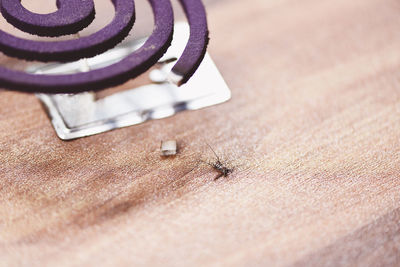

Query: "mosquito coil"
left=0, top=0, right=209, bottom=93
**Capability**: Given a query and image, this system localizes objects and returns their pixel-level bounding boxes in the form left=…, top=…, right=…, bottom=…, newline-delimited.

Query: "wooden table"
left=1, top=0, right=400, bottom=266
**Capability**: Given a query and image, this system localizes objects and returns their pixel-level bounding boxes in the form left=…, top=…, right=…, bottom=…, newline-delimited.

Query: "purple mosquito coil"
left=0, top=0, right=209, bottom=93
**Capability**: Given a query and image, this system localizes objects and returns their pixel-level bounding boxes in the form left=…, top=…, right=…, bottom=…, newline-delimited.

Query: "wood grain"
left=1, top=0, right=400, bottom=266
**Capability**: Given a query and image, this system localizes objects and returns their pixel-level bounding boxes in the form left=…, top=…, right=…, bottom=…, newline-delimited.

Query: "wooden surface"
left=1, top=0, right=400, bottom=266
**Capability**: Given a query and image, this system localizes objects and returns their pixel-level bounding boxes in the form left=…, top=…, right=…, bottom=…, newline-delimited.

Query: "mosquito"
left=202, top=143, right=234, bottom=180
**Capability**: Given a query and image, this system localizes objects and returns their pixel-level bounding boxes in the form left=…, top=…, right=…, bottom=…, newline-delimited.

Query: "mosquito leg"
left=214, top=173, right=224, bottom=180
left=205, top=142, right=221, bottom=162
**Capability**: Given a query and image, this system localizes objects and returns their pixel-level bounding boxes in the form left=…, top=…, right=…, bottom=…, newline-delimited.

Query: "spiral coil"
left=0, top=0, right=209, bottom=93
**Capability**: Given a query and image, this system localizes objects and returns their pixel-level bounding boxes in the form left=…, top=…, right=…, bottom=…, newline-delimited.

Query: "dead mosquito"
left=202, top=143, right=235, bottom=180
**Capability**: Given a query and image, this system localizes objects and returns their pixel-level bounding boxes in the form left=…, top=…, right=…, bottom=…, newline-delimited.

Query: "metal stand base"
left=30, top=23, right=231, bottom=140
